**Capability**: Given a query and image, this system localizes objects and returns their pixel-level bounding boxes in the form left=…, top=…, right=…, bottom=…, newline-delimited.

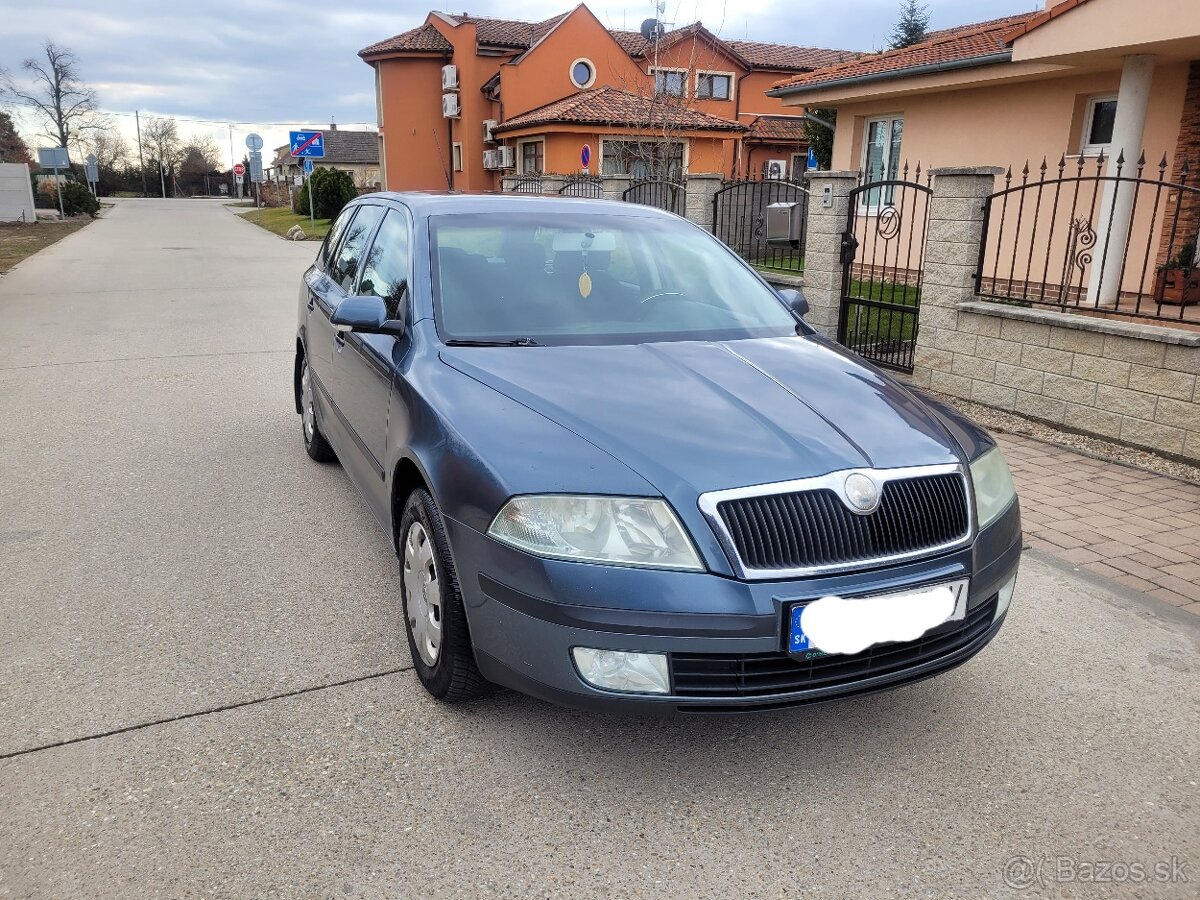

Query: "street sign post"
left=85, top=153, right=99, bottom=196
left=303, top=158, right=313, bottom=175
left=245, top=132, right=264, bottom=152
left=37, top=147, right=70, bottom=218
left=233, top=163, right=245, bottom=176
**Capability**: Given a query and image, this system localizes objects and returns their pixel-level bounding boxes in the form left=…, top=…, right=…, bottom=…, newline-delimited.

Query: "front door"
left=333, top=207, right=411, bottom=496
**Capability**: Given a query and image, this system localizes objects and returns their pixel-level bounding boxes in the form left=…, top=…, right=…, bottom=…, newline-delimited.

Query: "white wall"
left=0, top=163, right=36, bottom=223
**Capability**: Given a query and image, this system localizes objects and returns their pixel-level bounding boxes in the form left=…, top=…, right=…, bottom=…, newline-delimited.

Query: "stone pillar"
left=539, top=174, right=565, bottom=195
left=602, top=175, right=631, bottom=203
left=1088, top=54, right=1156, bottom=307
left=799, top=170, right=859, bottom=337
left=683, top=173, right=723, bottom=230
left=911, top=167, right=1003, bottom=390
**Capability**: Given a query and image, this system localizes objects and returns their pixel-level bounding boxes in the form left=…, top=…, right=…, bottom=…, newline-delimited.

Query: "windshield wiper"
left=445, top=338, right=541, bottom=347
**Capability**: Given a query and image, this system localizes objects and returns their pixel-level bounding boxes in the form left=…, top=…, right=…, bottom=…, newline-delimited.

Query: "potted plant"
left=1154, top=240, right=1199, bottom=306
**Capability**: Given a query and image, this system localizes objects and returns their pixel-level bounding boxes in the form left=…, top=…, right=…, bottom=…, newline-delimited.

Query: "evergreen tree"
left=890, top=0, right=931, bottom=49
left=0, top=112, right=33, bottom=165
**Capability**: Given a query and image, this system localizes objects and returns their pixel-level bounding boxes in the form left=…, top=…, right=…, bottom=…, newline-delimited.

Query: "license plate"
left=788, top=578, right=970, bottom=659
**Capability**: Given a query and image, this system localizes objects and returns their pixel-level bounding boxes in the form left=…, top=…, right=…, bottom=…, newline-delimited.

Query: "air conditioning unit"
left=442, top=93, right=460, bottom=118
left=441, top=65, right=459, bottom=90
left=482, top=149, right=500, bottom=170
left=483, top=119, right=498, bottom=143
left=495, top=145, right=514, bottom=168
left=762, top=159, right=788, bottom=180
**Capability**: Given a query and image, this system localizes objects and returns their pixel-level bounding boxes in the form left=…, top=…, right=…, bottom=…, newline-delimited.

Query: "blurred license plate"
left=788, top=578, right=970, bottom=659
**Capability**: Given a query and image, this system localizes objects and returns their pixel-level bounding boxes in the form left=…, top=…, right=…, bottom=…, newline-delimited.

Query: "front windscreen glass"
left=428, top=212, right=798, bottom=345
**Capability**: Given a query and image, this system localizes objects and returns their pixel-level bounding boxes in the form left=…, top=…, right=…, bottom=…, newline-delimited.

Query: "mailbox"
left=766, top=201, right=803, bottom=249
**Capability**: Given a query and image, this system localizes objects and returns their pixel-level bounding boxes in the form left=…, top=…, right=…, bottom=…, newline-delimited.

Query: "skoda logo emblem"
left=843, top=473, right=880, bottom=514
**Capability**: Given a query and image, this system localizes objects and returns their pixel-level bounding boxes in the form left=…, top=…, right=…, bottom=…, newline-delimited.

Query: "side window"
left=330, top=205, right=385, bottom=292
left=319, top=207, right=356, bottom=271
left=357, top=210, right=411, bottom=320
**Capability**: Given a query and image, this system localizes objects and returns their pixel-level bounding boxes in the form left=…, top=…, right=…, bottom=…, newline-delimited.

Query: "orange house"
left=358, top=4, right=856, bottom=192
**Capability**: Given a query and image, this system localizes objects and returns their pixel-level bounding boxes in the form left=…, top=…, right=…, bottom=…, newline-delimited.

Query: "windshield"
left=428, top=212, right=799, bottom=345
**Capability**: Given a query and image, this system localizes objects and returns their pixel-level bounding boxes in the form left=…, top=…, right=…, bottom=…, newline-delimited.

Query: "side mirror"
left=778, top=287, right=809, bottom=318
left=331, top=295, right=404, bottom=335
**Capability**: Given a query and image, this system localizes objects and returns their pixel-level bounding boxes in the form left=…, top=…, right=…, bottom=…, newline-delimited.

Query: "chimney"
left=329, top=121, right=337, bottom=131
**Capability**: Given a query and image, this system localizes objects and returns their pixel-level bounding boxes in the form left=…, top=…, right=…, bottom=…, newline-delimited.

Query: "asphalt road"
left=1, top=199, right=1197, bottom=900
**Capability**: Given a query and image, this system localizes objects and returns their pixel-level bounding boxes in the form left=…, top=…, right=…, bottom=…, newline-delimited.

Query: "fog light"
left=996, top=573, right=1018, bottom=620
left=572, top=647, right=670, bottom=694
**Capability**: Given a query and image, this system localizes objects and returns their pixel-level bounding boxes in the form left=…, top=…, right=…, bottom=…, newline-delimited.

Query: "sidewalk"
left=999, top=432, right=1200, bottom=614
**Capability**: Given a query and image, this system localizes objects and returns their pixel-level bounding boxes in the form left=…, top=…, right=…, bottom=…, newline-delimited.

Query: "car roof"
left=353, top=191, right=680, bottom=220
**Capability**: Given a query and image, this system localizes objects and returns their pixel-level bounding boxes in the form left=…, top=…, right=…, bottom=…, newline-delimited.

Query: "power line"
left=2, top=97, right=376, bottom=128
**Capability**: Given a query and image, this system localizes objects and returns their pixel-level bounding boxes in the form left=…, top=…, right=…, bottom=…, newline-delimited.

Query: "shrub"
left=42, top=180, right=100, bottom=217
left=294, top=167, right=358, bottom=219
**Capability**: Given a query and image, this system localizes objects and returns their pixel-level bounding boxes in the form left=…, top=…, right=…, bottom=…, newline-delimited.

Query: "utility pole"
left=135, top=110, right=148, bottom=197
left=228, top=124, right=236, bottom=196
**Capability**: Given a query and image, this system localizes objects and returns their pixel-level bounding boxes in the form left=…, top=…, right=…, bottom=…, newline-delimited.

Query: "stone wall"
left=906, top=167, right=1200, bottom=463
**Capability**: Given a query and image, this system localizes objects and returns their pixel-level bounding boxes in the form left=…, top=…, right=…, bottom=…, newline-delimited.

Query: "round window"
left=570, top=58, right=595, bottom=89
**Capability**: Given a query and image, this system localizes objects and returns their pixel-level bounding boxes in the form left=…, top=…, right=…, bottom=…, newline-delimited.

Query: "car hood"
left=439, top=336, right=962, bottom=497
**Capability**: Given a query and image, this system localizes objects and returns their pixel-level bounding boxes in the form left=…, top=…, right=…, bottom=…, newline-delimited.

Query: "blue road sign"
left=289, top=130, right=325, bottom=158
left=303, top=158, right=314, bottom=175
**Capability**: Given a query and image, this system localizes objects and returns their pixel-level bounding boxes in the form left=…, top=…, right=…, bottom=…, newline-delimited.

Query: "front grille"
left=670, top=594, right=997, bottom=698
left=716, top=472, right=969, bottom=572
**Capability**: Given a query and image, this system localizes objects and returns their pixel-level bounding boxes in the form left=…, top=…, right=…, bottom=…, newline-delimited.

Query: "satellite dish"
left=639, top=18, right=664, bottom=41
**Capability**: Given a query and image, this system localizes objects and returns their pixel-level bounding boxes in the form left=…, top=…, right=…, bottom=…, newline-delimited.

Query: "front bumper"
left=445, top=501, right=1021, bottom=713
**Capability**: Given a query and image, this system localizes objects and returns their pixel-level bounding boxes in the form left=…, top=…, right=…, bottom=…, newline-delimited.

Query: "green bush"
left=294, top=167, right=358, bottom=219
left=48, top=180, right=101, bottom=217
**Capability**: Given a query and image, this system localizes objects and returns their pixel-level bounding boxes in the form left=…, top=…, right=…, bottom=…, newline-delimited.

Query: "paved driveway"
left=0, top=200, right=1196, bottom=899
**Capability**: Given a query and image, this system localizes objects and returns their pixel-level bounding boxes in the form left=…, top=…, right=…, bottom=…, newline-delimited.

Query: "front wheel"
left=299, top=355, right=336, bottom=463
left=399, top=489, right=489, bottom=702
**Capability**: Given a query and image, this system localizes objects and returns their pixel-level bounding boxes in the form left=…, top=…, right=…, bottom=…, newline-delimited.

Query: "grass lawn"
left=236, top=206, right=331, bottom=240
left=841, top=279, right=921, bottom=348
left=753, top=256, right=805, bottom=275
left=0, top=218, right=93, bottom=276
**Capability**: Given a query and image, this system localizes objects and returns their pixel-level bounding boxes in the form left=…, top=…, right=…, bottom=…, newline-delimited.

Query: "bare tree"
left=82, top=128, right=129, bottom=173
left=0, top=41, right=100, bottom=149
left=141, top=116, right=182, bottom=197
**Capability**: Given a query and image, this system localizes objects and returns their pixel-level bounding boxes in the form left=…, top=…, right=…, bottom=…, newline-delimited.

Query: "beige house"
left=267, top=125, right=382, bottom=190
left=771, top=0, right=1200, bottom=319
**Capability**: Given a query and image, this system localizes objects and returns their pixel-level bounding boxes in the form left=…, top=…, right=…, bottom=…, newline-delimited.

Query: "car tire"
left=399, top=489, right=490, bottom=702
left=299, top=355, right=336, bottom=463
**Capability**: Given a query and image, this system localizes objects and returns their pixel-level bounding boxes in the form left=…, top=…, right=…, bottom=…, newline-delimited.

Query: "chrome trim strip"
left=697, top=463, right=974, bottom=580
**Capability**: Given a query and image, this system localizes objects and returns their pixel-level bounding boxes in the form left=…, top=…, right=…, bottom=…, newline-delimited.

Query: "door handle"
left=307, top=295, right=316, bottom=311
left=335, top=331, right=346, bottom=348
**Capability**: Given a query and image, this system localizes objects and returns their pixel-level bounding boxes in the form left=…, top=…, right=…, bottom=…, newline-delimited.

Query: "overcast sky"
left=1, top=0, right=1037, bottom=167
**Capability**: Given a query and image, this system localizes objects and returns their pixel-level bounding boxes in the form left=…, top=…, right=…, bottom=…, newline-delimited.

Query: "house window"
left=1082, top=95, right=1118, bottom=154
left=600, top=139, right=685, bottom=180
left=652, top=68, right=686, bottom=98
left=570, top=58, right=596, bottom=89
left=696, top=73, right=732, bottom=101
left=451, top=142, right=463, bottom=172
left=519, top=140, right=544, bottom=175
left=860, top=116, right=903, bottom=210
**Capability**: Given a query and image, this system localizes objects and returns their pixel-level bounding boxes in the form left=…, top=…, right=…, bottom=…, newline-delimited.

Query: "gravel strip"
left=930, top=392, right=1200, bottom=485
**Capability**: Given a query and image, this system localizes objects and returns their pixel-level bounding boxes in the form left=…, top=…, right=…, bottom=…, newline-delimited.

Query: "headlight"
left=488, top=495, right=704, bottom=570
left=969, top=446, right=1017, bottom=529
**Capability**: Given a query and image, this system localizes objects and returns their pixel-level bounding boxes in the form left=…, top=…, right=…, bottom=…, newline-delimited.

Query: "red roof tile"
left=493, top=87, right=746, bottom=134
left=773, top=13, right=1033, bottom=93
left=359, top=23, right=452, bottom=57
left=1001, top=0, right=1095, bottom=43
left=744, top=116, right=810, bottom=142
left=726, top=41, right=857, bottom=71
left=457, top=12, right=567, bottom=47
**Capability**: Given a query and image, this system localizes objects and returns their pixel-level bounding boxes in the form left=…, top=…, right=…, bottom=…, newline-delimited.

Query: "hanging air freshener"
left=578, top=271, right=592, bottom=298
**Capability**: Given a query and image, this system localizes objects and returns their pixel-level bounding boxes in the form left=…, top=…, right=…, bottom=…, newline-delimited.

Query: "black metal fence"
left=976, top=153, right=1200, bottom=323
left=508, top=175, right=544, bottom=194
left=838, top=164, right=933, bottom=374
left=622, top=177, right=686, bottom=216
left=712, top=178, right=808, bottom=274
left=558, top=173, right=604, bottom=198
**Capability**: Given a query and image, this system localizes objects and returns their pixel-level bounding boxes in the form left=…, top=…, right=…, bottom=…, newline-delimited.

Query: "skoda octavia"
left=294, top=193, right=1020, bottom=712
